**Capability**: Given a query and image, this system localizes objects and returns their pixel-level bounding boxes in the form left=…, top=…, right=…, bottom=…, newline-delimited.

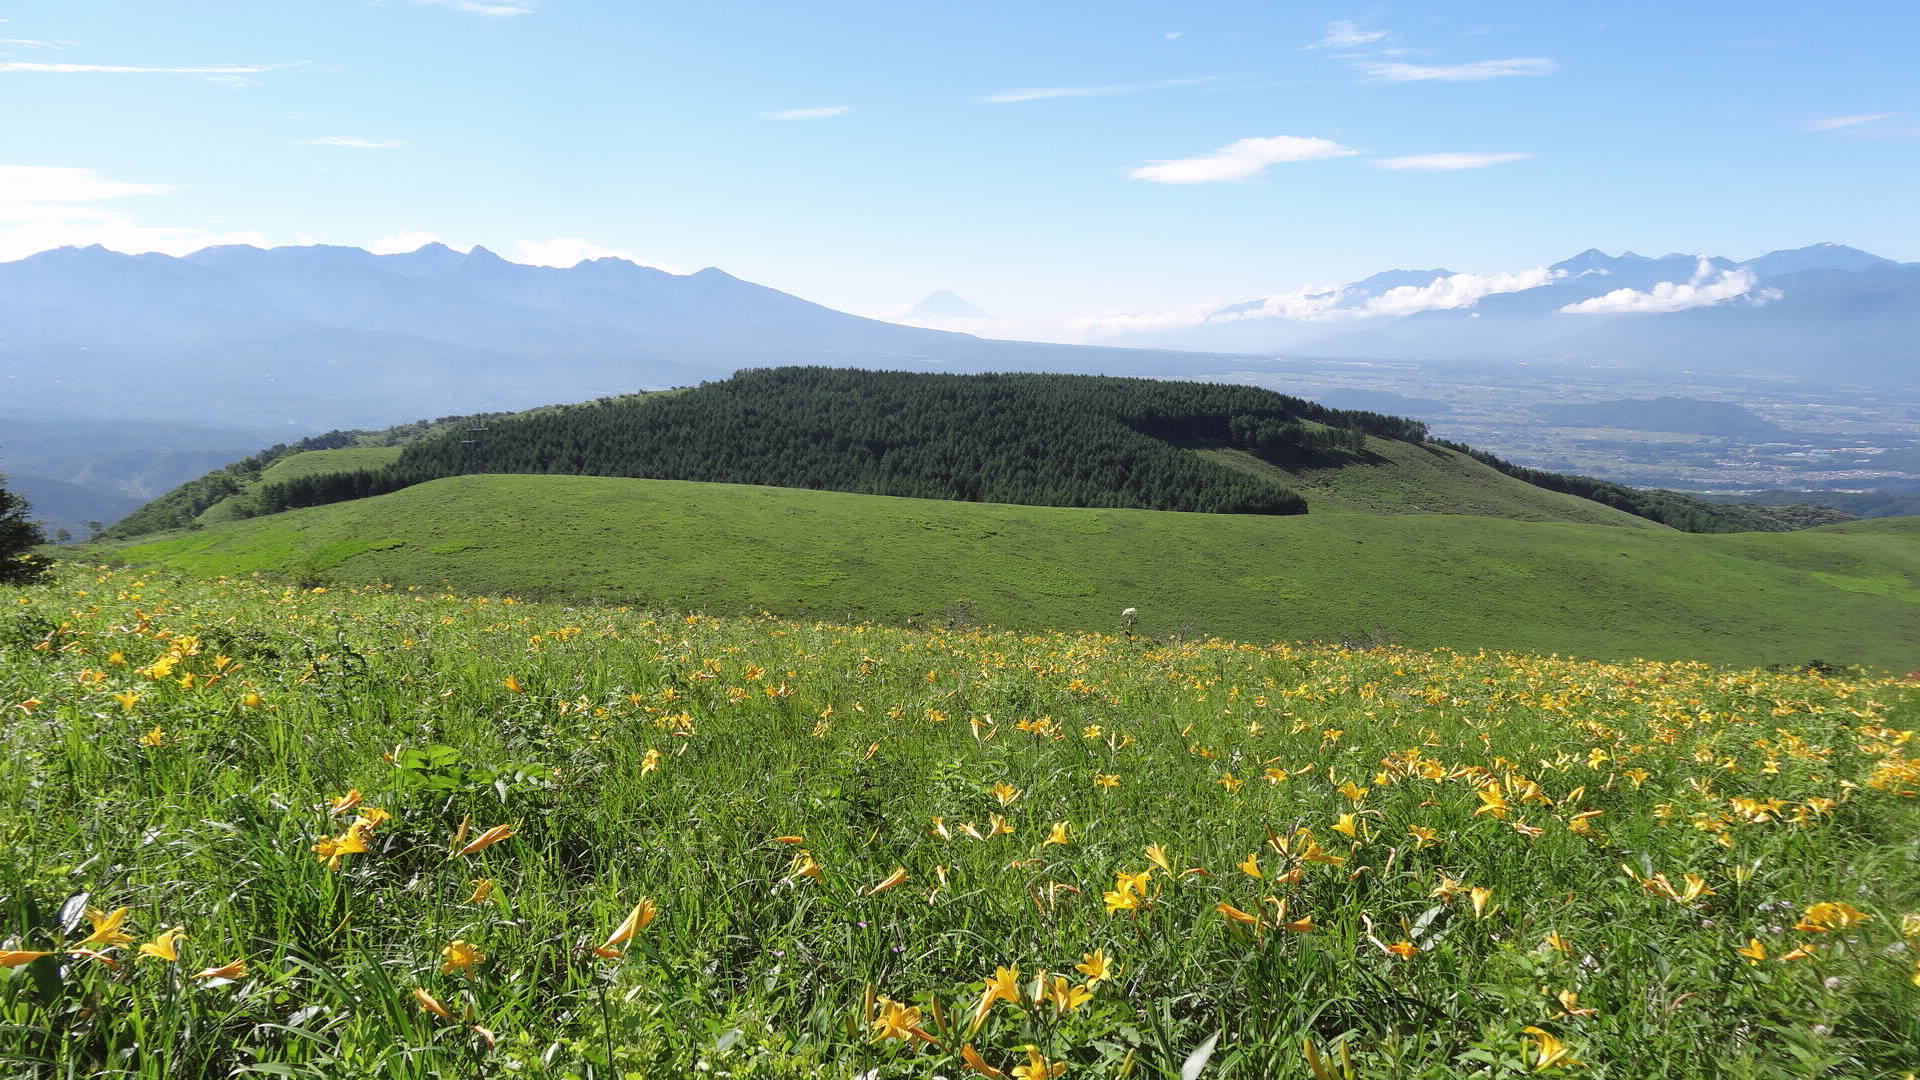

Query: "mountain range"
left=1121, top=244, right=1918, bottom=384
left=3, top=239, right=1914, bottom=535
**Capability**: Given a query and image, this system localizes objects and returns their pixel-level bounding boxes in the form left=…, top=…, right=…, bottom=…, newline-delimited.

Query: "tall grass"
left=1, top=565, right=1916, bottom=1077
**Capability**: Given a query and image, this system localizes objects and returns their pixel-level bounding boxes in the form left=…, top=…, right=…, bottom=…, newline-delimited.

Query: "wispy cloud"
left=0, top=164, right=172, bottom=203
left=0, top=38, right=72, bottom=48
left=1808, top=113, right=1893, bottom=131
left=1561, top=261, right=1775, bottom=314
left=0, top=60, right=297, bottom=76
left=1308, top=20, right=1386, bottom=49
left=760, top=105, right=850, bottom=120
left=412, top=0, right=536, bottom=15
left=0, top=164, right=271, bottom=262
left=297, top=135, right=405, bottom=149
left=1130, top=135, right=1357, bottom=184
left=978, top=76, right=1214, bottom=104
left=1375, top=151, right=1532, bottom=171
left=1359, top=57, right=1555, bottom=82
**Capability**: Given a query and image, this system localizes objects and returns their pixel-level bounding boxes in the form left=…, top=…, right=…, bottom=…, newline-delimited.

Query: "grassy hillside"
left=1199, top=439, right=1659, bottom=527
left=197, top=447, right=407, bottom=525
left=103, top=474, right=1920, bottom=670
left=4, top=564, right=1916, bottom=1076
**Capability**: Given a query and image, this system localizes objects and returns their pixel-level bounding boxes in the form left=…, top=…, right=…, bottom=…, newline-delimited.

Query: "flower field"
left=2, top=564, right=1917, bottom=1077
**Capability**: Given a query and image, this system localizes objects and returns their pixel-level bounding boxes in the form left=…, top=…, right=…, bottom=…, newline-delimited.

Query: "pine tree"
left=0, top=472, right=51, bottom=585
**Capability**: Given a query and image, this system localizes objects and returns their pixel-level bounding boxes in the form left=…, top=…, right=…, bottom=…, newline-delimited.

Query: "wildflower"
left=1522, top=1026, right=1581, bottom=1070
left=440, top=939, right=485, bottom=976
left=1238, top=852, right=1263, bottom=879
left=640, top=748, right=662, bottom=774
left=595, top=897, right=657, bottom=958
left=1219, top=773, right=1244, bottom=793
left=989, top=814, right=1015, bottom=837
left=137, top=725, right=166, bottom=747
left=970, top=964, right=1022, bottom=1032
left=138, top=927, right=187, bottom=963
left=1545, top=931, right=1572, bottom=955
left=1042, top=973, right=1091, bottom=1015
left=113, top=690, right=139, bottom=712
left=314, top=828, right=368, bottom=871
left=328, top=789, right=363, bottom=816
left=1431, top=877, right=1465, bottom=904
left=1902, top=913, right=1920, bottom=939
left=1471, top=887, right=1493, bottom=919
left=1408, top=824, right=1439, bottom=849
left=504, top=674, right=524, bottom=693
left=454, top=823, right=516, bottom=857
left=1075, top=948, right=1115, bottom=984
left=193, top=958, right=247, bottom=980
left=1012, top=1045, right=1066, bottom=1080
left=466, top=879, right=495, bottom=905
left=1042, top=821, right=1071, bottom=847
left=1678, top=874, right=1715, bottom=904
left=1780, top=943, right=1819, bottom=961
left=1795, top=901, right=1870, bottom=933
left=414, top=987, right=456, bottom=1021
left=1552, top=989, right=1596, bottom=1018
left=865, top=867, right=910, bottom=895
left=1736, top=938, right=1767, bottom=965
left=962, top=1043, right=1010, bottom=1079
left=1145, top=843, right=1172, bottom=874
left=1094, top=773, right=1120, bottom=791
left=1282, top=913, right=1316, bottom=933
left=1264, top=766, right=1289, bottom=784
left=774, top=834, right=805, bottom=844
left=242, top=691, right=264, bottom=707
left=1218, top=902, right=1262, bottom=927
left=872, top=997, right=934, bottom=1044
left=787, top=850, right=823, bottom=883
left=1332, top=813, right=1360, bottom=839
left=1387, top=939, right=1420, bottom=959
left=1476, top=786, right=1510, bottom=819
left=930, top=817, right=952, bottom=840
left=1336, top=780, right=1368, bottom=802
left=0, top=950, right=51, bottom=967
left=992, top=782, right=1021, bottom=806
left=74, top=906, right=133, bottom=951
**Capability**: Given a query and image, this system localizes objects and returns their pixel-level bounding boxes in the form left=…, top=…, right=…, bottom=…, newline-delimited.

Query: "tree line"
left=248, top=369, right=1442, bottom=518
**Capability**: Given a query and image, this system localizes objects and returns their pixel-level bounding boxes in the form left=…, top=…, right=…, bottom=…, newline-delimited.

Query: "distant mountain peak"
left=907, top=290, right=990, bottom=320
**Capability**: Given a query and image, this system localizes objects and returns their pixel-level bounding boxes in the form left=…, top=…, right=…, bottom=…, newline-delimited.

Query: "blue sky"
left=2, top=0, right=1915, bottom=335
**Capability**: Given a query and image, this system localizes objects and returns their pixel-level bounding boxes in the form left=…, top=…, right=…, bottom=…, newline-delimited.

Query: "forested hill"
left=110, top=369, right=1798, bottom=536
left=248, top=369, right=1442, bottom=518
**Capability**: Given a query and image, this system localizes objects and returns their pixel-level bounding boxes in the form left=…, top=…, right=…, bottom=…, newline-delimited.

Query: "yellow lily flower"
left=1521, top=1026, right=1581, bottom=1070
left=76, top=906, right=133, bottom=949
left=138, top=927, right=187, bottom=963
left=865, top=867, right=910, bottom=895
left=440, top=939, right=485, bottom=976
left=0, top=950, right=51, bottom=967
left=595, top=897, right=658, bottom=958
left=454, top=823, right=516, bottom=858
left=193, top=958, right=247, bottom=980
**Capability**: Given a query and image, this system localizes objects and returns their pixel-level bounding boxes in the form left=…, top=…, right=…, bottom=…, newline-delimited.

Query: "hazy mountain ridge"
left=0, top=242, right=1243, bottom=431
left=1136, top=244, right=1917, bottom=383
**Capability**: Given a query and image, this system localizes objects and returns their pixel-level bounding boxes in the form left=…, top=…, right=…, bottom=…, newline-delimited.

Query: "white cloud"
left=1063, top=266, right=1563, bottom=339
left=298, top=135, right=405, bottom=149
left=1807, top=112, right=1894, bottom=131
left=760, top=105, right=850, bottom=120
left=1165, top=31, right=1182, bottom=40
left=1560, top=261, right=1775, bottom=314
left=0, top=164, right=172, bottom=203
left=1362, top=267, right=1557, bottom=315
left=412, top=0, right=536, bottom=14
left=0, top=38, right=72, bottom=48
left=1309, top=20, right=1386, bottom=49
left=1130, top=135, right=1357, bottom=183
left=0, top=61, right=295, bottom=75
left=1374, top=151, right=1532, bottom=170
left=0, top=166, right=268, bottom=260
left=978, top=76, right=1213, bottom=104
left=1359, top=57, right=1556, bottom=81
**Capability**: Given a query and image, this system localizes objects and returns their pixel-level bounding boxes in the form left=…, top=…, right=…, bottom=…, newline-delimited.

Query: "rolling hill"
left=98, top=473, right=1920, bottom=670
left=107, top=369, right=1787, bottom=536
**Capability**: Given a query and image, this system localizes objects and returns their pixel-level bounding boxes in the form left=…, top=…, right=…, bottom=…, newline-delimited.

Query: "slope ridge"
left=105, top=474, right=1920, bottom=670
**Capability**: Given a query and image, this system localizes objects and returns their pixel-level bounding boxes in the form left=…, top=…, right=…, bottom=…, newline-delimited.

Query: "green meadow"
left=0, top=564, right=1916, bottom=1077
left=104, top=474, right=1920, bottom=671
